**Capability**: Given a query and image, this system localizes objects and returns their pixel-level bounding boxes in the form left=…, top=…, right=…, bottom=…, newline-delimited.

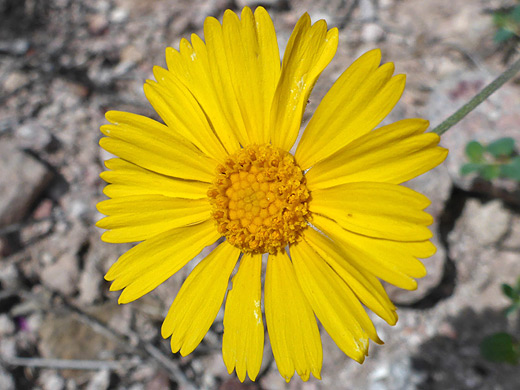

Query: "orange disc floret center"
left=208, top=144, right=310, bottom=254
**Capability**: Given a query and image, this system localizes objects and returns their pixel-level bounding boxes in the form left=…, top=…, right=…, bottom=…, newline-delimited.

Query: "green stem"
left=432, top=55, right=520, bottom=136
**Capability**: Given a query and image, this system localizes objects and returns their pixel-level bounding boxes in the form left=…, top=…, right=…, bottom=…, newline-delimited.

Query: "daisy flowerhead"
left=97, top=6, right=448, bottom=383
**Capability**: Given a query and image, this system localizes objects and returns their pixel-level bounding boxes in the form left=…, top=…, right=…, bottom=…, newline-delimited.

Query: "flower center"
left=208, top=144, right=310, bottom=254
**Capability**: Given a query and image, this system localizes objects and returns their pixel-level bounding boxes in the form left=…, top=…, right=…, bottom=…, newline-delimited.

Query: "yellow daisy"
left=97, top=7, right=447, bottom=383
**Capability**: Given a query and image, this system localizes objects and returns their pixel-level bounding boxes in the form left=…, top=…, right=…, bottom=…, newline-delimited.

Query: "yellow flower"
left=97, top=7, right=447, bottom=383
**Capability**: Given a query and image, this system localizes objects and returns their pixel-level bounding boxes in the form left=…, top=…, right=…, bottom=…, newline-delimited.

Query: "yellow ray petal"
left=100, top=112, right=217, bottom=182
left=296, top=52, right=406, bottom=169
left=144, top=71, right=228, bottom=162
left=302, top=228, right=397, bottom=325
left=99, top=137, right=215, bottom=183
left=101, top=158, right=209, bottom=199
left=164, top=36, right=241, bottom=153
left=102, top=111, right=201, bottom=153
left=161, top=241, right=240, bottom=356
left=270, top=13, right=338, bottom=152
left=96, top=195, right=211, bottom=243
left=313, top=214, right=435, bottom=290
left=219, top=7, right=280, bottom=144
left=223, top=253, right=264, bottom=382
left=265, top=250, right=322, bottom=382
left=291, top=240, right=381, bottom=363
left=201, top=18, right=250, bottom=147
left=166, top=6, right=279, bottom=149
left=310, top=182, right=433, bottom=241
left=306, top=118, right=448, bottom=189
left=105, top=220, right=220, bottom=304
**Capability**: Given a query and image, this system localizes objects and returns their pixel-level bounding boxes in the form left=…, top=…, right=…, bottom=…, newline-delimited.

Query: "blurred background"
left=1, top=0, right=520, bottom=389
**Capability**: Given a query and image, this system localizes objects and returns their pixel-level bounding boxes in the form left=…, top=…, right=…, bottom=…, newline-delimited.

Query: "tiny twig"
left=1, top=356, right=130, bottom=371
left=65, top=305, right=196, bottom=389
left=0, top=289, right=19, bottom=301
left=0, top=215, right=56, bottom=236
left=18, top=287, right=198, bottom=390
left=337, top=0, right=360, bottom=29
left=432, top=55, right=520, bottom=136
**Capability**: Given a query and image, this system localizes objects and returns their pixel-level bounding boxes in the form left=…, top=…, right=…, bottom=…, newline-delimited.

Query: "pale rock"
left=451, top=199, right=510, bottom=247
left=0, top=261, right=19, bottom=290
left=379, top=0, right=394, bottom=9
left=0, top=142, right=53, bottom=229
left=41, top=253, right=79, bottom=296
left=361, top=23, right=385, bottom=43
left=0, top=338, right=16, bottom=358
left=129, top=363, right=155, bottom=383
left=236, top=0, right=283, bottom=8
left=88, top=14, right=109, bottom=35
left=110, top=7, right=129, bottom=23
left=65, top=379, right=79, bottom=390
left=3, top=71, right=29, bottom=93
left=78, top=254, right=103, bottom=305
left=16, top=121, right=53, bottom=151
left=0, top=38, right=29, bottom=55
left=0, top=314, right=15, bottom=336
left=120, top=45, right=143, bottom=64
left=128, top=384, right=145, bottom=390
left=38, top=311, right=119, bottom=381
left=359, top=0, right=377, bottom=21
left=85, top=370, right=110, bottom=390
left=0, top=366, right=14, bottom=390
left=502, top=214, right=520, bottom=250
left=40, top=370, right=66, bottom=390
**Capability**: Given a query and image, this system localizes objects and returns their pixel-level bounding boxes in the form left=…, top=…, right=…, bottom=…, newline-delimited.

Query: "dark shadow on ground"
left=411, top=308, right=520, bottom=390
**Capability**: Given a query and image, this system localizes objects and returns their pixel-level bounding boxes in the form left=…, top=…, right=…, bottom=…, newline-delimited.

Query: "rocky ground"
left=1, top=0, right=520, bottom=389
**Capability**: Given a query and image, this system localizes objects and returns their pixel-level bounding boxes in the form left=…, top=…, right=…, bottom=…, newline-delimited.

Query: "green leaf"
left=493, top=13, right=507, bottom=27
left=486, top=137, right=516, bottom=157
left=480, top=333, right=519, bottom=364
left=505, top=304, right=520, bottom=317
left=511, top=5, right=520, bottom=23
left=500, top=157, right=520, bottom=181
left=481, top=164, right=501, bottom=180
left=502, top=283, right=516, bottom=300
left=465, top=141, right=484, bottom=162
left=494, top=27, right=515, bottom=42
left=460, top=163, right=483, bottom=176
